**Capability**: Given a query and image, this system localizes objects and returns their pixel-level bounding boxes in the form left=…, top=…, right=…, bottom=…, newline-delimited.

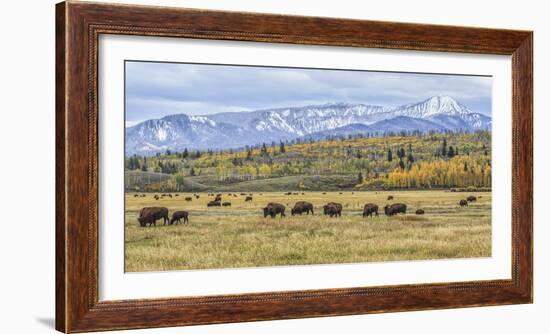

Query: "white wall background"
left=0, top=0, right=545, bottom=333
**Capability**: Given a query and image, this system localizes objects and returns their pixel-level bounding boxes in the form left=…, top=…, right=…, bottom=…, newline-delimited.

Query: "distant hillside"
left=125, top=131, right=492, bottom=192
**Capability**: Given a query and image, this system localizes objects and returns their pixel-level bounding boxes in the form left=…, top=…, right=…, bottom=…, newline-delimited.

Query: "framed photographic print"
left=56, top=1, right=533, bottom=332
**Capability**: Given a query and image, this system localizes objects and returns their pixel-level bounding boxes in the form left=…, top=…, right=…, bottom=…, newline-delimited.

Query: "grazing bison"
left=285, top=192, right=292, bottom=195
left=362, top=203, right=379, bottom=218
left=185, top=197, right=192, bottom=201
left=245, top=196, right=253, bottom=202
left=222, top=202, right=231, bottom=207
left=459, top=199, right=468, bottom=207
left=174, top=194, right=179, bottom=197
left=387, top=195, right=394, bottom=200
left=138, top=207, right=169, bottom=227
left=384, top=203, right=407, bottom=216
left=467, top=195, right=477, bottom=202
left=323, top=203, right=341, bottom=218
left=415, top=209, right=425, bottom=215
left=134, top=194, right=139, bottom=197
left=291, top=201, right=314, bottom=215
left=195, top=195, right=200, bottom=199
left=214, top=194, right=222, bottom=202
left=323, top=202, right=342, bottom=217
left=154, top=195, right=159, bottom=200
left=263, top=202, right=286, bottom=218
left=207, top=200, right=221, bottom=207
left=170, top=211, right=189, bottom=225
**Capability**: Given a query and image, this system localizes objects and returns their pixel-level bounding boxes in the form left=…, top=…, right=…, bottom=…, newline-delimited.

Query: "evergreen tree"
left=279, top=141, right=286, bottom=153
left=397, top=147, right=406, bottom=159
left=189, top=167, right=195, bottom=176
left=261, top=143, right=269, bottom=157
left=357, top=172, right=364, bottom=184
left=387, top=148, right=393, bottom=162
left=182, top=148, right=189, bottom=158
left=447, top=146, right=455, bottom=158
left=246, top=149, right=253, bottom=161
left=407, top=152, right=415, bottom=164
left=441, top=138, right=448, bottom=157
left=399, top=158, right=405, bottom=170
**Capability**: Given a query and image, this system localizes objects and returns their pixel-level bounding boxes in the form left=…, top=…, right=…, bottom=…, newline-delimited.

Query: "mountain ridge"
left=126, top=96, right=491, bottom=155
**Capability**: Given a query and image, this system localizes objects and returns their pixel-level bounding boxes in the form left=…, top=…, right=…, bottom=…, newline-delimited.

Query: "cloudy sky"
left=125, top=61, right=492, bottom=126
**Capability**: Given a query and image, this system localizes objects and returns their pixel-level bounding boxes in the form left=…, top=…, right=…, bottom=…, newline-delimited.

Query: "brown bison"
left=291, top=201, right=314, bottom=215
left=222, top=202, right=231, bottom=207
left=154, top=195, right=159, bottom=200
left=170, top=211, right=189, bottom=225
left=134, top=194, right=139, bottom=197
left=185, top=197, right=192, bottom=201
left=245, top=196, right=253, bottom=202
left=384, top=203, right=407, bottom=216
left=362, top=203, right=379, bottom=218
left=323, top=203, right=341, bottom=218
left=195, top=195, right=200, bottom=199
left=207, top=200, right=221, bottom=207
left=467, top=195, right=477, bottom=202
left=138, top=207, right=169, bottom=227
left=387, top=195, right=394, bottom=200
left=459, top=199, right=468, bottom=207
left=263, top=202, right=286, bottom=218
left=323, top=202, right=342, bottom=217
left=214, top=194, right=222, bottom=202
left=415, top=209, right=425, bottom=215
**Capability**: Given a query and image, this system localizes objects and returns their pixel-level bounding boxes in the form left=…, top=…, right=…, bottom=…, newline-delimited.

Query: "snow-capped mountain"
left=126, top=96, right=491, bottom=155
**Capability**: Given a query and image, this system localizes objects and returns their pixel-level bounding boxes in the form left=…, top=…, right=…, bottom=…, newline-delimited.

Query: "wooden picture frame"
left=56, top=1, right=533, bottom=332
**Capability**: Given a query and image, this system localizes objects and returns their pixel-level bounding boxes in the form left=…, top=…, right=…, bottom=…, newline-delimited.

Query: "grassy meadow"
left=125, top=190, right=491, bottom=272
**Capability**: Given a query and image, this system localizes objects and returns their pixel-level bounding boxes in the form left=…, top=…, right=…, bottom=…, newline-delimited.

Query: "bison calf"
left=170, top=211, right=189, bottom=225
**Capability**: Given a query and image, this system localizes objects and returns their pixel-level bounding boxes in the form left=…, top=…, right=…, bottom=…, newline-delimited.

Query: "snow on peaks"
left=189, top=115, right=216, bottom=126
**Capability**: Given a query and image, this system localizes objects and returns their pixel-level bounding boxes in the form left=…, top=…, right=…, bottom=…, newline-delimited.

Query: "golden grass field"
left=124, top=190, right=491, bottom=272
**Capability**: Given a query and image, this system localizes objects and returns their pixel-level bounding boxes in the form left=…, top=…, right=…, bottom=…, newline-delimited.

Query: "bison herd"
left=134, top=192, right=482, bottom=227
left=459, top=195, right=479, bottom=207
